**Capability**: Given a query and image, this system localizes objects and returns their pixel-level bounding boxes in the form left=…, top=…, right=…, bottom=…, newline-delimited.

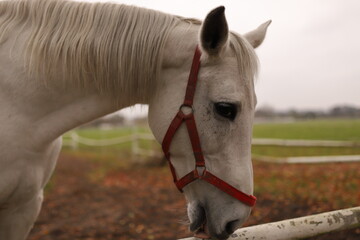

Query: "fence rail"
left=62, top=131, right=360, bottom=162
left=62, top=131, right=158, bottom=157
left=252, top=138, right=360, bottom=147
left=63, top=133, right=360, bottom=148
left=253, top=155, right=360, bottom=164
left=179, top=206, right=360, bottom=240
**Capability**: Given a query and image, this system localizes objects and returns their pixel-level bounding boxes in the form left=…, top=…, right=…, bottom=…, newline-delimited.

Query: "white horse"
left=0, top=0, right=270, bottom=239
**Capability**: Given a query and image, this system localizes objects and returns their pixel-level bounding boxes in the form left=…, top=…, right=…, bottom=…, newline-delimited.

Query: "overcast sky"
left=87, top=0, right=360, bottom=117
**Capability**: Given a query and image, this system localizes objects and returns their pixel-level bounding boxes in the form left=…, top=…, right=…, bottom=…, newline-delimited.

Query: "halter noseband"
left=161, top=46, right=256, bottom=207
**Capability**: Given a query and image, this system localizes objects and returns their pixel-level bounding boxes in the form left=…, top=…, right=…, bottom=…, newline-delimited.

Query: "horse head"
left=148, top=6, right=270, bottom=240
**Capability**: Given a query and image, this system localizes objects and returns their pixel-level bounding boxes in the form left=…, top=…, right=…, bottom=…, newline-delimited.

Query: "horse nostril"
left=189, top=204, right=206, bottom=232
left=225, top=219, right=240, bottom=235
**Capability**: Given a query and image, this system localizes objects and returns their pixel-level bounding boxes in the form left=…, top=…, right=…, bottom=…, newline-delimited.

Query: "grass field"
left=65, top=126, right=151, bottom=138
left=62, top=118, right=360, bottom=158
left=253, top=118, right=360, bottom=141
left=252, top=118, right=360, bottom=157
left=63, top=126, right=158, bottom=153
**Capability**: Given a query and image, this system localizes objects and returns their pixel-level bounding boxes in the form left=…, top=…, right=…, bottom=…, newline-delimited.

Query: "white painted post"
left=131, top=126, right=137, bottom=159
left=70, top=132, right=78, bottom=150
left=179, top=207, right=360, bottom=240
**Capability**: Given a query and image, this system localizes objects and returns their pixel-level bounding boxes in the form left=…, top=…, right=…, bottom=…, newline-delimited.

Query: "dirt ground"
left=28, top=153, right=360, bottom=240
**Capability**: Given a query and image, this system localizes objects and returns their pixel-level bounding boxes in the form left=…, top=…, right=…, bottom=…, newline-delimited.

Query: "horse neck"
left=0, top=1, right=187, bottom=149
left=1, top=12, right=198, bottom=151
left=1, top=39, right=145, bottom=151
left=0, top=70, right=134, bottom=150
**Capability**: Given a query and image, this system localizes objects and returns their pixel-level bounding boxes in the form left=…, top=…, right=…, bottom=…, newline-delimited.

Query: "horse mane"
left=0, top=0, right=181, bottom=101
left=0, top=0, right=257, bottom=104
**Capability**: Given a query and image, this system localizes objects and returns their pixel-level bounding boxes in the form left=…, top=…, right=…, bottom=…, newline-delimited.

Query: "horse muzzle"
left=188, top=200, right=250, bottom=240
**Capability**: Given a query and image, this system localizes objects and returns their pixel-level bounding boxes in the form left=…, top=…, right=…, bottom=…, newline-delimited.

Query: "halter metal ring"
left=179, top=104, right=194, bottom=116
left=195, top=166, right=206, bottom=178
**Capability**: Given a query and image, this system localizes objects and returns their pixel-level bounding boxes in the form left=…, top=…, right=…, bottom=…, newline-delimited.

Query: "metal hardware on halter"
left=161, top=45, right=256, bottom=207
left=194, top=166, right=206, bottom=178
left=179, top=104, right=194, bottom=116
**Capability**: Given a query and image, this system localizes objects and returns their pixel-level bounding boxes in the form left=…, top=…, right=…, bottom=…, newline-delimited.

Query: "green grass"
left=253, top=118, right=360, bottom=141
left=251, top=118, right=360, bottom=157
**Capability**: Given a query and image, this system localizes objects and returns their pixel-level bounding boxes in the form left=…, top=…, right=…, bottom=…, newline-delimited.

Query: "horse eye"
left=214, top=102, right=237, bottom=121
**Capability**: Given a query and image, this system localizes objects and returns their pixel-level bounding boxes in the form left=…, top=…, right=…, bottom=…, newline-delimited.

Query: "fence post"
left=70, top=132, right=78, bottom=150
left=131, top=126, right=140, bottom=162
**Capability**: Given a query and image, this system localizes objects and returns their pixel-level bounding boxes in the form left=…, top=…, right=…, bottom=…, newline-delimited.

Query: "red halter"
left=161, top=46, right=256, bottom=207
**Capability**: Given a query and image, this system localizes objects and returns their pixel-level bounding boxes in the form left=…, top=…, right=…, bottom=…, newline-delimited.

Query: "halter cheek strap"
left=161, top=46, right=256, bottom=207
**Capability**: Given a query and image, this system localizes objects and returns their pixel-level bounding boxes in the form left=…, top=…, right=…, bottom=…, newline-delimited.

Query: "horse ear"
left=200, top=6, right=229, bottom=56
left=244, top=20, right=272, bottom=49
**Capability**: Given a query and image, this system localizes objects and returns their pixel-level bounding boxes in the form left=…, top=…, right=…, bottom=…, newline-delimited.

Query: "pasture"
left=28, top=118, right=360, bottom=240
left=63, top=118, right=360, bottom=158
left=253, top=119, right=360, bottom=158
left=253, top=119, right=360, bottom=141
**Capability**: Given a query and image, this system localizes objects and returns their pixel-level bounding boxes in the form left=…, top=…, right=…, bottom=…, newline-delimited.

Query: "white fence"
left=63, top=131, right=360, bottom=163
left=252, top=138, right=360, bottom=147
left=62, top=130, right=159, bottom=157
left=254, top=155, right=360, bottom=164
left=252, top=138, right=360, bottom=163
left=179, top=206, right=360, bottom=240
